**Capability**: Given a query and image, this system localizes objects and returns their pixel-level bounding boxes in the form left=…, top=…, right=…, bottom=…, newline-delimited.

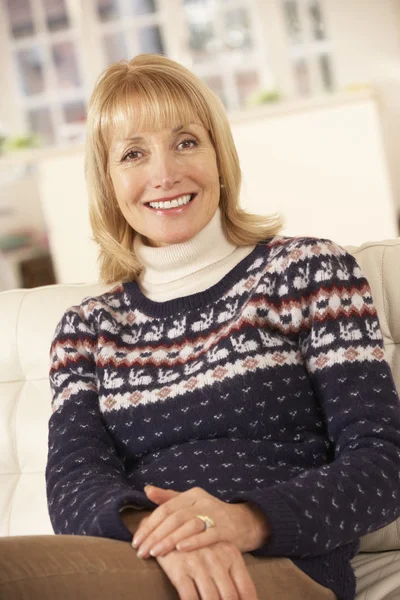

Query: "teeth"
left=149, top=194, right=192, bottom=209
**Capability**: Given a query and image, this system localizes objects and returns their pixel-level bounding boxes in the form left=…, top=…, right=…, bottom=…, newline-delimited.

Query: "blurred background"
left=0, top=0, right=399, bottom=289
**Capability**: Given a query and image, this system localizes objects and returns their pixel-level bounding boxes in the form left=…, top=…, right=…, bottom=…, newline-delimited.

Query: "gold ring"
left=196, top=515, right=215, bottom=531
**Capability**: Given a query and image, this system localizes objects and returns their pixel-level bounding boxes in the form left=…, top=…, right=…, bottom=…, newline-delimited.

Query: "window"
left=1, top=0, right=334, bottom=148
left=282, top=0, right=334, bottom=96
left=94, top=0, right=166, bottom=64
left=92, top=0, right=273, bottom=112
left=3, top=0, right=86, bottom=145
left=180, top=0, right=269, bottom=111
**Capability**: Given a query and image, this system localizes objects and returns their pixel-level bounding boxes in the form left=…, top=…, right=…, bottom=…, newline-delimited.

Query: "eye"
left=122, top=150, right=142, bottom=162
left=177, top=138, right=198, bottom=151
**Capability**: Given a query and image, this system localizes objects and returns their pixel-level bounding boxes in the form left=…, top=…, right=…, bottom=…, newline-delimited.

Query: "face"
left=108, top=118, right=221, bottom=247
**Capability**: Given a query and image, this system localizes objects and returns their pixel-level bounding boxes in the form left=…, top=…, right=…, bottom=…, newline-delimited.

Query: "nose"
left=149, top=151, right=182, bottom=190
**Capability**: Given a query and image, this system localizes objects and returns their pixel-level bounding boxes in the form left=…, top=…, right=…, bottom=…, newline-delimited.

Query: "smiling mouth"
left=146, top=193, right=196, bottom=210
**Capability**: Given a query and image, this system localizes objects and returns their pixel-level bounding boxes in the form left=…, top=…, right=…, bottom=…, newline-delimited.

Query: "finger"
left=174, top=577, right=200, bottom=600
left=212, top=567, right=240, bottom=600
left=133, top=489, right=198, bottom=547
left=152, top=519, right=220, bottom=557
left=144, top=485, right=180, bottom=504
left=138, top=515, right=150, bottom=528
left=194, top=572, right=220, bottom=600
left=175, top=525, right=220, bottom=553
left=157, top=553, right=201, bottom=600
left=202, top=548, right=240, bottom=600
left=229, top=557, right=258, bottom=600
left=138, top=512, right=206, bottom=558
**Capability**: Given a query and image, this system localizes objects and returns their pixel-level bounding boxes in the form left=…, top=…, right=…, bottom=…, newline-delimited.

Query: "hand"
left=156, top=541, right=259, bottom=600
left=133, top=485, right=270, bottom=559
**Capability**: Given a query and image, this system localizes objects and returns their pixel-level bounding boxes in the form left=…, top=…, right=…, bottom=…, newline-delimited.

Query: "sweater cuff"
left=119, top=504, right=147, bottom=513
left=87, top=491, right=155, bottom=541
left=230, top=488, right=300, bottom=557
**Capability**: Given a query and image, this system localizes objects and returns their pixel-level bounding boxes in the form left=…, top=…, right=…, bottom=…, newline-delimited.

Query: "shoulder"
left=79, top=282, right=125, bottom=318
left=262, top=235, right=360, bottom=273
left=53, top=282, right=126, bottom=338
left=264, top=235, right=348, bottom=259
left=257, top=235, right=365, bottom=296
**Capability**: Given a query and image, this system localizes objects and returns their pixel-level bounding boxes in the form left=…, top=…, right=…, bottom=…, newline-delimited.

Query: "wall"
left=0, top=167, right=48, bottom=287
left=0, top=2, right=25, bottom=136
left=325, top=0, right=400, bottom=209
left=34, top=92, right=397, bottom=284
left=324, top=0, right=400, bottom=90
left=37, top=153, right=99, bottom=284
left=233, top=95, right=397, bottom=242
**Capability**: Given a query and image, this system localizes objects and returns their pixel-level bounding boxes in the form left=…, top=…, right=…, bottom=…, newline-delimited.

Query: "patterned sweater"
left=46, top=236, right=400, bottom=600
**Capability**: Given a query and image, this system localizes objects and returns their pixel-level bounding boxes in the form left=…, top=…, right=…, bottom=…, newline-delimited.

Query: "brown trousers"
left=0, top=535, right=336, bottom=600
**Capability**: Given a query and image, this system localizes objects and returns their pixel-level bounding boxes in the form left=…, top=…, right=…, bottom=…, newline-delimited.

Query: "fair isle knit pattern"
left=46, top=236, right=400, bottom=600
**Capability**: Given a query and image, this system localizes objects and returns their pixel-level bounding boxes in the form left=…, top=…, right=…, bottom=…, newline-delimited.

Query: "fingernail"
left=176, top=541, right=189, bottom=551
left=150, top=544, right=163, bottom=557
left=137, top=548, right=146, bottom=559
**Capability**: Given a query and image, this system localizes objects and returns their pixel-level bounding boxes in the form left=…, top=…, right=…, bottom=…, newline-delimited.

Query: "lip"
left=145, top=193, right=197, bottom=214
left=144, top=192, right=195, bottom=205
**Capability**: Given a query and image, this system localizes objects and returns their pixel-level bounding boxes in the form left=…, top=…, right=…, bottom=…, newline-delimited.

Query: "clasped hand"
left=132, top=485, right=269, bottom=559
left=156, top=541, right=259, bottom=600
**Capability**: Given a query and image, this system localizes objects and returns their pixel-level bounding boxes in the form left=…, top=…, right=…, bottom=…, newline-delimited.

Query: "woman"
left=3, top=54, right=400, bottom=600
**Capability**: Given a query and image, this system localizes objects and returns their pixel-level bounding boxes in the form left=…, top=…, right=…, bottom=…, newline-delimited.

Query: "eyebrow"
left=117, top=122, right=202, bottom=146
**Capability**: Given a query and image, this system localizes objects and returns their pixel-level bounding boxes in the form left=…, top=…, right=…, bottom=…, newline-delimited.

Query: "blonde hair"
left=85, top=53, right=284, bottom=284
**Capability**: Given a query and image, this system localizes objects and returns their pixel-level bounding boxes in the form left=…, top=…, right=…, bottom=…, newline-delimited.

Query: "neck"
left=134, top=207, right=236, bottom=285
left=132, top=208, right=256, bottom=301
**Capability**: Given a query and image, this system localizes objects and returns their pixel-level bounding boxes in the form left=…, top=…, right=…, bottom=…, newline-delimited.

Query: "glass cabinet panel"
left=96, top=0, right=124, bottom=22
left=293, top=57, right=310, bottom=96
left=104, top=32, right=128, bottom=63
left=131, top=0, right=156, bottom=16
left=5, top=0, right=35, bottom=39
left=224, top=9, right=252, bottom=49
left=95, top=0, right=157, bottom=20
left=42, top=0, right=69, bottom=32
left=319, top=53, right=333, bottom=91
left=62, top=99, right=86, bottom=124
left=283, top=0, right=302, bottom=44
left=236, top=70, right=259, bottom=106
left=138, top=26, right=164, bottom=54
left=184, top=0, right=216, bottom=57
left=188, top=19, right=215, bottom=53
left=15, top=46, right=45, bottom=96
left=308, top=0, right=325, bottom=41
left=204, top=74, right=226, bottom=107
left=52, top=41, right=81, bottom=88
left=27, top=107, right=55, bottom=144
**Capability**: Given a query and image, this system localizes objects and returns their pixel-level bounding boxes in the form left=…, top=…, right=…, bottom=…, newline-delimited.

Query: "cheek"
left=193, top=160, right=219, bottom=190
left=206, top=169, right=221, bottom=198
left=111, top=171, right=142, bottom=206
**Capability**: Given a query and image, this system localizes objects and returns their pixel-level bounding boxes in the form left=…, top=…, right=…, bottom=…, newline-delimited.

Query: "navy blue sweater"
left=46, top=237, right=400, bottom=600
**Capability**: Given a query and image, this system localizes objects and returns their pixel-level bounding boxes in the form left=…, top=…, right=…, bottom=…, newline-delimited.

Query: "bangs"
left=101, top=74, right=212, bottom=145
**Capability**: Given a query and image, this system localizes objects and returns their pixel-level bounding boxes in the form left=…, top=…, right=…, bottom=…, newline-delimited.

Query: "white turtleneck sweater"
left=133, top=207, right=256, bottom=301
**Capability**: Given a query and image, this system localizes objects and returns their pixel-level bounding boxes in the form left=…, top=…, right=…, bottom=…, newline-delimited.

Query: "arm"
left=231, top=239, right=400, bottom=558
left=45, top=305, right=154, bottom=541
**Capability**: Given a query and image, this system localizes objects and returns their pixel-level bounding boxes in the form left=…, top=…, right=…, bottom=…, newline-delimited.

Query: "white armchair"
left=1, top=238, right=399, bottom=600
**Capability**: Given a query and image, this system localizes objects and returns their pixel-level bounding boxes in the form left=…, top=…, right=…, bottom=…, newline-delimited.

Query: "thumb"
left=144, top=485, right=180, bottom=504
